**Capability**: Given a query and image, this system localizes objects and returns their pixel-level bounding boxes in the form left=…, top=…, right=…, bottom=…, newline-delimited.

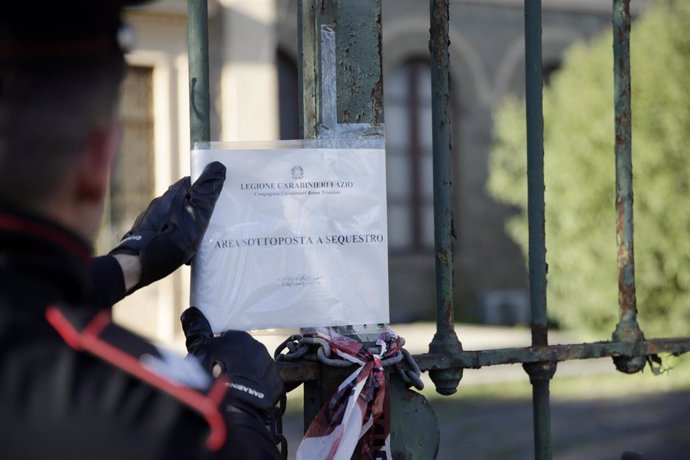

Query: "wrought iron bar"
left=297, top=0, right=322, bottom=432
left=297, top=0, right=318, bottom=140
left=277, top=337, right=690, bottom=383
left=611, top=0, right=646, bottom=374
left=523, top=2, right=555, bottom=459
left=524, top=0, right=548, bottom=348
left=296, top=0, right=392, bottom=436
left=428, top=0, right=463, bottom=397
left=333, top=0, right=384, bottom=125
left=416, top=337, right=690, bottom=370
left=184, top=0, right=690, bottom=457
left=186, top=0, right=210, bottom=146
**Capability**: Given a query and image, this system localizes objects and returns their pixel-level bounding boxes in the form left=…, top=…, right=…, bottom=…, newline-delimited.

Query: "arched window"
left=385, top=59, right=437, bottom=252
left=277, top=50, right=300, bottom=140
left=97, top=65, right=155, bottom=252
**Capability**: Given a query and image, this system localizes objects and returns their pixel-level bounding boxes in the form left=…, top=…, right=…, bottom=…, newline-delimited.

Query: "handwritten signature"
left=279, top=274, right=323, bottom=290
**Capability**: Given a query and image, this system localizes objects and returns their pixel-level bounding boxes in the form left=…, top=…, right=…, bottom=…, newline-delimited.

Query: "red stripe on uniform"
left=45, top=306, right=228, bottom=451
left=0, top=214, right=90, bottom=261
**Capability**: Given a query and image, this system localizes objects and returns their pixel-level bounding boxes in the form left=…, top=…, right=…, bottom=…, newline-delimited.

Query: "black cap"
left=0, top=1, right=149, bottom=65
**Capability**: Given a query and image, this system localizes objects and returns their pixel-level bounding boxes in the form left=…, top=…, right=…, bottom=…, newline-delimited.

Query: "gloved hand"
left=110, top=161, right=226, bottom=293
left=180, top=307, right=285, bottom=420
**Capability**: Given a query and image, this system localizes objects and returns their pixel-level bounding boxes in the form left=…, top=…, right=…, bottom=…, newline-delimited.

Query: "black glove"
left=180, top=307, right=285, bottom=420
left=110, top=162, right=226, bottom=293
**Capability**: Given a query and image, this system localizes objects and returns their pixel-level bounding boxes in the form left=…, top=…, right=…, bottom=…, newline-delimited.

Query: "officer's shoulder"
left=46, top=304, right=229, bottom=451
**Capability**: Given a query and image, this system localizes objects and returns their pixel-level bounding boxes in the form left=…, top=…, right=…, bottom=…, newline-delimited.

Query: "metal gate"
left=185, top=0, right=690, bottom=458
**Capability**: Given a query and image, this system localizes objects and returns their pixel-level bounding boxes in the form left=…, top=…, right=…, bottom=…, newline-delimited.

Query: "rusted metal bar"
left=297, top=0, right=324, bottom=430
left=333, top=0, right=384, bottom=125
left=298, top=0, right=318, bottom=139
left=524, top=0, right=548, bottom=349
left=413, top=337, right=690, bottom=371
left=186, top=0, right=210, bottom=146
left=278, top=337, right=690, bottom=383
left=427, top=0, right=463, bottom=397
left=524, top=2, right=554, bottom=458
left=296, top=0, right=396, bottom=438
left=611, top=0, right=646, bottom=374
left=529, top=374, right=554, bottom=460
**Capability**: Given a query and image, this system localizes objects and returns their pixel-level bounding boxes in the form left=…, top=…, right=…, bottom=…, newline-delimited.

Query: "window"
left=385, top=60, right=437, bottom=252
left=277, top=51, right=300, bottom=140
left=97, top=65, right=155, bottom=251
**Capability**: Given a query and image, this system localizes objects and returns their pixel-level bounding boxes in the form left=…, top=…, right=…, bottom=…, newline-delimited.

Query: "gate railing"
left=185, top=0, right=690, bottom=458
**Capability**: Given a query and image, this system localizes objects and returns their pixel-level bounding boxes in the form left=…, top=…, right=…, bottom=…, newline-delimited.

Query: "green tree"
left=488, top=0, right=690, bottom=338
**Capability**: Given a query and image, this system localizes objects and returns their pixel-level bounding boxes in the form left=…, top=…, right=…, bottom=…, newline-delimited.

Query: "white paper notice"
left=190, top=142, right=390, bottom=332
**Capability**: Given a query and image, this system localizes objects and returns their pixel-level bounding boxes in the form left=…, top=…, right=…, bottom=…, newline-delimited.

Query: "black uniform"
left=0, top=207, right=282, bottom=460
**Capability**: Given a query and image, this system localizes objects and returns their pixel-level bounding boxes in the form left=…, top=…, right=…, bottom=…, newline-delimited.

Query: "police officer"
left=0, top=1, right=284, bottom=459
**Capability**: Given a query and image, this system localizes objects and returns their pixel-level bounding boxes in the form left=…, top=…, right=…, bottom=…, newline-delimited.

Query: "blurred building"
left=105, top=0, right=648, bottom=345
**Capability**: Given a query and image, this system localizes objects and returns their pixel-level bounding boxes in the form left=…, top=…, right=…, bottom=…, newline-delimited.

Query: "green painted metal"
left=333, top=0, right=384, bottom=125
left=414, top=337, right=690, bottom=371
left=298, top=0, right=383, bottom=136
left=389, top=375, right=440, bottom=459
left=181, top=1, right=690, bottom=458
left=414, top=337, right=690, bottom=372
left=277, top=334, right=686, bottom=391
left=524, top=2, right=554, bottom=459
left=524, top=0, right=548, bottom=348
left=427, top=0, right=464, bottom=398
left=529, top=376, right=554, bottom=460
left=302, top=367, right=353, bottom=433
left=297, top=0, right=325, bottom=428
left=298, top=0, right=319, bottom=139
left=279, top=337, right=690, bottom=383
left=186, top=0, right=210, bottom=146
left=294, top=7, right=441, bottom=457
left=611, top=0, right=646, bottom=374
